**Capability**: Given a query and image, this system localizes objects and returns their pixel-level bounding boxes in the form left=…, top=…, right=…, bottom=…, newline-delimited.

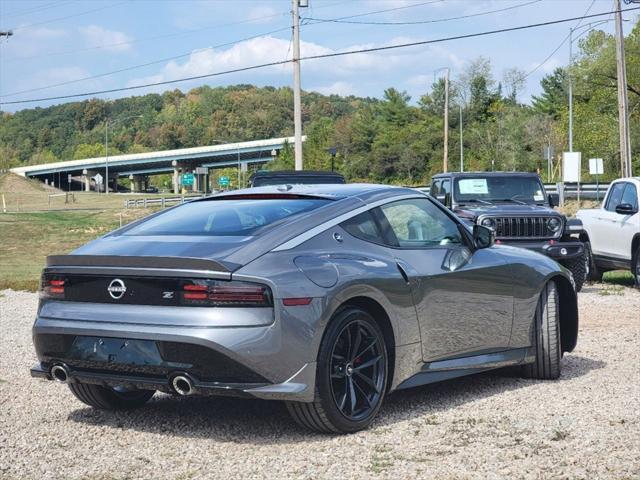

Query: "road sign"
left=589, top=158, right=603, bottom=175
left=182, top=173, right=194, bottom=186
left=218, top=176, right=230, bottom=187
left=93, top=173, right=103, bottom=185
left=195, top=167, right=209, bottom=175
left=562, top=152, right=581, bottom=182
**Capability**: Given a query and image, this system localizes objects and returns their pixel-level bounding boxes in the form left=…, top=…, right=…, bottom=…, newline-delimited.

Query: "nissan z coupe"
left=31, top=184, right=578, bottom=433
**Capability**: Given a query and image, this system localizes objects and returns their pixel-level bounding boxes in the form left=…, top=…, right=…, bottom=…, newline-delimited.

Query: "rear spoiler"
left=46, top=255, right=230, bottom=273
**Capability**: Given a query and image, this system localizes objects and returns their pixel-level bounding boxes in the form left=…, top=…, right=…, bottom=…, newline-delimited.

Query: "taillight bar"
left=180, top=280, right=272, bottom=307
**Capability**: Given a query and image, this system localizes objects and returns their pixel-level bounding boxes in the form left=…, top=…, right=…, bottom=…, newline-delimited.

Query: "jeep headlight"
left=547, top=217, right=561, bottom=233
left=480, top=217, right=496, bottom=230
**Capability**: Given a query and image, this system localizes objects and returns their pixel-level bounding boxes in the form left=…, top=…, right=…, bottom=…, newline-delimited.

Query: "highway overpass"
left=10, top=136, right=301, bottom=192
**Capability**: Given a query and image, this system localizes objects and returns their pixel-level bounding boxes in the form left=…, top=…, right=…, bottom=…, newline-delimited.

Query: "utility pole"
left=614, top=0, right=632, bottom=177
left=459, top=104, right=464, bottom=172
left=292, top=0, right=307, bottom=171
left=568, top=27, right=574, bottom=153
left=443, top=68, right=449, bottom=173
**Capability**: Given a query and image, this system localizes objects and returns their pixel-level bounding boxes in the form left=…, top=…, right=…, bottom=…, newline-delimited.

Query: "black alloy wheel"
left=329, top=319, right=385, bottom=422
left=285, top=307, right=388, bottom=433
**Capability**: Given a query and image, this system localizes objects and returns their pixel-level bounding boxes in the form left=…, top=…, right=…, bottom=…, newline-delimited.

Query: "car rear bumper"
left=498, top=240, right=584, bottom=260
left=31, top=301, right=321, bottom=402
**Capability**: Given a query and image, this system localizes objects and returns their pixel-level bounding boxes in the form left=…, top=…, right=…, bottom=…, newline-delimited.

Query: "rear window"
left=123, top=198, right=331, bottom=236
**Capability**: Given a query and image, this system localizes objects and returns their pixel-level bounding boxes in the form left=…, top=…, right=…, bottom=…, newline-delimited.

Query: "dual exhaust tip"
left=49, top=364, right=195, bottom=396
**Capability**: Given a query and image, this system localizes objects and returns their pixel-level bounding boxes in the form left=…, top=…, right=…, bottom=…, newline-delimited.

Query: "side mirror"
left=615, top=203, right=638, bottom=215
left=548, top=194, right=559, bottom=208
left=473, top=224, right=495, bottom=249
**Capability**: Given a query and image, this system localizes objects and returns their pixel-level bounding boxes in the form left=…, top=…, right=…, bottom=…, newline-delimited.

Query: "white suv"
left=577, top=177, right=640, bottom=286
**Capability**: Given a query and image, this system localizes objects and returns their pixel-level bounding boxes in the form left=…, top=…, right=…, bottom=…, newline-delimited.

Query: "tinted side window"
left=380, top=198, right=461, bottom=248
left=341, top=211, right=384, bottom=244
left=620, top=183, right=638, bottom=210
left=605, top=183, right=626, bottom=211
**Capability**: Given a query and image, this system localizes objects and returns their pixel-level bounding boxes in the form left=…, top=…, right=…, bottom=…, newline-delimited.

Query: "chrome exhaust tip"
left=171, top=374, right=194, bottom=396
left=50, top=364, right=69, bottom=383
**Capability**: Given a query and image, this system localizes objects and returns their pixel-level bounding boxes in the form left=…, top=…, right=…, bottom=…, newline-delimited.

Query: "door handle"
left=396, top=262, right=410, bottom=284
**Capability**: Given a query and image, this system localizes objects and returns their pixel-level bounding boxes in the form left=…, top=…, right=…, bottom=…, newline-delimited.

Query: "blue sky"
left=0, top=0, right=637, bottom=112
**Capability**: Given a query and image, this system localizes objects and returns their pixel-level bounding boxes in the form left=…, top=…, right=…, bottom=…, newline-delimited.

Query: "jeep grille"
left=486, top=216, right=562, bottom=240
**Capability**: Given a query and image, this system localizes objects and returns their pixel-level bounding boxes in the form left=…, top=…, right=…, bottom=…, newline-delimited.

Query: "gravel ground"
left=1, top=285, right=639, bottom=480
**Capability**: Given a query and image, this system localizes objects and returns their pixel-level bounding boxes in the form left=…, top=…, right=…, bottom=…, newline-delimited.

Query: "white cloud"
left=79, top=25, right=133, bottom=53
left=309, top=81, right=356, bottom=96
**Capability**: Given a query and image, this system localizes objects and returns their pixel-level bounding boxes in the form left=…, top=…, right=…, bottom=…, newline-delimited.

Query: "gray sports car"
left=31, top=184, right=578, bottom=433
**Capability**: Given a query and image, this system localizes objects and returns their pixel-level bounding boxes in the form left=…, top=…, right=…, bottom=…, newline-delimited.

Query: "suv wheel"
left=68, top=383, right=155, bottom=410
left=634, top=246, right=640, bottom=287
left=584, top=241, right=603, bottom=283
left=286, top=307, right=388, bottom=434
left=522, top=281, right=561, bottom=380
left=564, top=252, right=586, bottom=292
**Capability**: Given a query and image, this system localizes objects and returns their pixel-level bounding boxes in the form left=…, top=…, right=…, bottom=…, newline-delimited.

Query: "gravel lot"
left=1, top=285, right=638, bottom=480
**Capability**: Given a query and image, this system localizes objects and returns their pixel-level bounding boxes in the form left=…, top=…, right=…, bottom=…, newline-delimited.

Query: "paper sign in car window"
left=534, top=190, right=544, bottom=201
left=459, top=179, right=489, bottom=194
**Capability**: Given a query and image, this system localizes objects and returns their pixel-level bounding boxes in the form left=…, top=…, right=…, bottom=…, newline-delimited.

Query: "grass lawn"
left=0, top=209, right=154, bottom=291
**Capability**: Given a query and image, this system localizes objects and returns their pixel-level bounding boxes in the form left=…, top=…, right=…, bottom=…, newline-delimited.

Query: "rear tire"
left=286, top=307, right=388, bottom=434
left=522, top=281, right=561, bottom=380
left=585, top=241, right=603, bottom=282
left=68, top=383, right=154, bottom=410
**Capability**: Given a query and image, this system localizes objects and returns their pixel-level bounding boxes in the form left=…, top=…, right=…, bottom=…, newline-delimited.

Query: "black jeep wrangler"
left=431, top=172, right=587, bottom=291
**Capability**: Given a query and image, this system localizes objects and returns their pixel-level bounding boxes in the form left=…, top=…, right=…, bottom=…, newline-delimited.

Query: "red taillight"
left=180, top=280, right=272, bottom=307
left=40, top=275, right=66, bottom=299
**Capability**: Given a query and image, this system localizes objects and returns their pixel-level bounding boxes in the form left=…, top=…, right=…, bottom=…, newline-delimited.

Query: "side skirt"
left=593, top=254, right=631, bottom=271
left=395, top=347, right=534, bottom=391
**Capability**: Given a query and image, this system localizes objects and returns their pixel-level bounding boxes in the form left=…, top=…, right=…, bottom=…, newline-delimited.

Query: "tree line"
left=1, top=23, right=638, bottom=184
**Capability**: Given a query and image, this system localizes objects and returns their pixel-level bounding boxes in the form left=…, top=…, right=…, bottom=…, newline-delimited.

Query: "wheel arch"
left=551, top=275, right=579, bottom=353
left=335, top=296, right=396, bottom=391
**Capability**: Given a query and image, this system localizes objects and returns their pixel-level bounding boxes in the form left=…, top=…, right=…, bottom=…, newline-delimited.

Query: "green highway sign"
left=181, top=173, right=194, bottom=186
left=218, top=176, right=230, bottom=187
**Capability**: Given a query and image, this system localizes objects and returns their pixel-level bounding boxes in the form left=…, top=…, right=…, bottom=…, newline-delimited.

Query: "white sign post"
left=589, top=158, right=604, bottom=201
left=562, top=152, right=582, bottom=204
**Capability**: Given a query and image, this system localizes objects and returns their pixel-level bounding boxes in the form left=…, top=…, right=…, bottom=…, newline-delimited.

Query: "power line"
left=0, top=1, right=71, bottom=21
left=0, top=26, right=291, bottom=98
left=523, top=0, right=596, bottom=78
left=2, top=0, right=346, bottom=63
left=0, top=0, right=439, bottom=96
left=8, top=1, right=129, bottom=32
left=305, top=0, right=541, bottom=26
left=2, top=6, right=639, bottom=107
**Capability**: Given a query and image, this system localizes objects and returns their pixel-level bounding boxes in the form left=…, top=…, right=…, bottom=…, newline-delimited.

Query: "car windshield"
left=453, top=176, right=546, bottom=204
left=122, top=198, right=331, bottom=236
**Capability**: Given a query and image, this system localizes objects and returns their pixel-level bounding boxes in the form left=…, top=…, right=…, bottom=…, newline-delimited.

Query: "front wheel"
left=68, top=383, right=155, bottom=410
left=584, top=241, right=603, bottom=282
left=286, top=307, right=388, bottom=434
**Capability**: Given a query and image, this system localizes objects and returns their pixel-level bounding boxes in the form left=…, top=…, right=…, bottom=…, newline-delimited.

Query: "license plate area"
left=69, top=336, right=171, bottom=367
